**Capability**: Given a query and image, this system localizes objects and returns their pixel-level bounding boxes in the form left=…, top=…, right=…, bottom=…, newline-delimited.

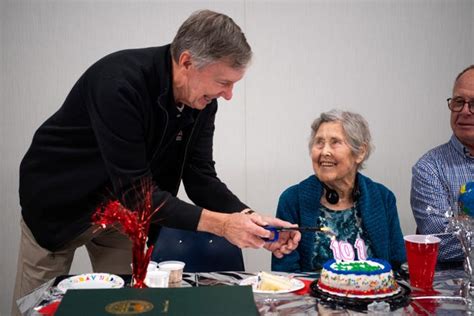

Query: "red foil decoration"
left=92, top=181, right=161, bottom=288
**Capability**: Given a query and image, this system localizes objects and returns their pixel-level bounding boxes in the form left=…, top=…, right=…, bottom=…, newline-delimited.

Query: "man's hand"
left=197, top=209, right=300, bottom=257
left=197, top=209, right=272, bottom=248
left=220, top=211, right=274, bottom=248
left=261, top=217, right=301, bottom=258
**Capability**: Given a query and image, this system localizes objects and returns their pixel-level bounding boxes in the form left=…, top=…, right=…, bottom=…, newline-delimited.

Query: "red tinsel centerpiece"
left=92, top=183, right=161, bottom=288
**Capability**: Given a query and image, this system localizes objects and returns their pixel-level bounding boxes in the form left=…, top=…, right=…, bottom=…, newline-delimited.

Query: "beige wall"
left=1, top=0, right=473, bottom=314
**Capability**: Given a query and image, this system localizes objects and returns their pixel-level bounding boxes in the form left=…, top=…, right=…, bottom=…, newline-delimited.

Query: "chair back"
left=151, top=227, right=245, bottom=272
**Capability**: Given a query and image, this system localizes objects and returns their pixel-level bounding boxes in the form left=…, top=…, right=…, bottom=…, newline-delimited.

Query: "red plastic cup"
left=404, top=234, right=440, bottom=289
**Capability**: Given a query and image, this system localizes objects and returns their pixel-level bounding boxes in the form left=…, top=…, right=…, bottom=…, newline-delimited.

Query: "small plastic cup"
left=148, top=261, right=158, bottom=271
left=404, top=234, right=440, bottom=289
left=145, top=270, right=170, bottom=288
left=130, top=261, right=158, bottom=273
left=157, top=261, right=185, bottom=284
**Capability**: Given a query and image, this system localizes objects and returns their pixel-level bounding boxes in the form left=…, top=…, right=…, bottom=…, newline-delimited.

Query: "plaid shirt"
left=411, top=135, right=474, bottom=262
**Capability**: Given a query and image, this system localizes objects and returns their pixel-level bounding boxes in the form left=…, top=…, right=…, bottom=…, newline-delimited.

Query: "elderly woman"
left=272, top=109, right=406, bottom=272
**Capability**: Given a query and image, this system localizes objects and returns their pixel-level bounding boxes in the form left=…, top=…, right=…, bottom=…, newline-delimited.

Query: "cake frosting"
left=317, top=258, right=400, bottom=298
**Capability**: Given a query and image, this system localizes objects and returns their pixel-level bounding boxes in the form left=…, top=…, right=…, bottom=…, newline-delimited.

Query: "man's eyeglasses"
left=447, top=97, right=474, bottom=114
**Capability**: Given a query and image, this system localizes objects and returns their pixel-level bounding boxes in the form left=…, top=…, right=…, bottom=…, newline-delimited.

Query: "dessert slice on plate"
left=257, top=272, right=293, bottom=291
left=239, top=271, right=305, bottom=293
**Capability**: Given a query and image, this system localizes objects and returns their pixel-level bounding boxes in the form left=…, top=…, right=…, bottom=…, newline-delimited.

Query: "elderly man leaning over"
left=12, top=10, right=300, bottom=315
left=411, top=65, right=474, bottom=264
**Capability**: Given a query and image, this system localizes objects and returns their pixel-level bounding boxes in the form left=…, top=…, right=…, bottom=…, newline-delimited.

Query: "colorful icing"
left=323, top=258, right=392, bottom=275
left=333, top=261, right=381, bottom=272
left=318, top=258, right=400, bottom=298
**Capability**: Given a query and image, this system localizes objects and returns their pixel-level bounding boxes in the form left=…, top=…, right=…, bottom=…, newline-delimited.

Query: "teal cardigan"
left=272, top=173, right=406, bottom=272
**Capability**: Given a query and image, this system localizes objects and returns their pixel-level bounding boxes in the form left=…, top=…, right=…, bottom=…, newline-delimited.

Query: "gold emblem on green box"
left=105, top=300, right=154, bottom=314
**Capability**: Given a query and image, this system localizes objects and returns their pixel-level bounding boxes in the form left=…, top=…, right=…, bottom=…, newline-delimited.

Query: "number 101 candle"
left=330, top=238, right=368, bottom=261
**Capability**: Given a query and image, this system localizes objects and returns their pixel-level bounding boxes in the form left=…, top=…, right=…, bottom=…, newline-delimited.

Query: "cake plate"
left=310, top=280, right=411, bottom=312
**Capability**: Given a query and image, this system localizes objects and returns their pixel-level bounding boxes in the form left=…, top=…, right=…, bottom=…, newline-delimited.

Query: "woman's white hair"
left=308, top=109, right=373, bottom=170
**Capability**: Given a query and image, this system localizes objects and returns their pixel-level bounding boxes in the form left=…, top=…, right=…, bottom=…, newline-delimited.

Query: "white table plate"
left=57, top=273, right=124, bottom=293
left=240, top=275, right=305, bottom=294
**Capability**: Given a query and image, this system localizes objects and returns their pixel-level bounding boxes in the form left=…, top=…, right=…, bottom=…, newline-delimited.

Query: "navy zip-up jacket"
left=19, top=45, right=247, bottom=251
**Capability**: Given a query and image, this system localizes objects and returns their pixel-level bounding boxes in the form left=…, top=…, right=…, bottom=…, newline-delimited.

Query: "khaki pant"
left=12, top=218, right=132, bottom=316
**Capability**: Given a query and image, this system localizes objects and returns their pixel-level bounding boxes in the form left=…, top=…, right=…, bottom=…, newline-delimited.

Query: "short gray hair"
left=171, top=10, right=252, bottom=69
left=308, top=109, right=373, bottom=170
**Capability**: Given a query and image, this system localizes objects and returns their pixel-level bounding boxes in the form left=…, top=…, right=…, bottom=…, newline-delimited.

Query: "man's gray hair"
left=171, top=10, right=252, bottom=69
left=308, top=109, right=373, bottom=170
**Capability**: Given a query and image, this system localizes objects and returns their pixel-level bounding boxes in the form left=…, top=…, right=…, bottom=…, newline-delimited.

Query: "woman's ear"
left=355, top=144, right=367, bottom=164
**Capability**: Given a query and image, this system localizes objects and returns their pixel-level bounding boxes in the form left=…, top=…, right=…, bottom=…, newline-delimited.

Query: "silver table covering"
left=18, top=269, right=474, bottom=315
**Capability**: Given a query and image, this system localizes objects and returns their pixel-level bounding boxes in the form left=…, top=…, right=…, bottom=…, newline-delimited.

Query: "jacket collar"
left=153, top=45, right=175, bottom=110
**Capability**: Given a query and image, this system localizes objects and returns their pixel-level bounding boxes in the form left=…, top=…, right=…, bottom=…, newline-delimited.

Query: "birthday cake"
left=317, top=258, right=400, bottom=298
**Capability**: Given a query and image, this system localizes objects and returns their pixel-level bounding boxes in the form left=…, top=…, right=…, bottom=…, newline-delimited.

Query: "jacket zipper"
left=174, top=110, right=202, bottom=195
left=153, top=91, right=203, bottom=195
left=151, top=93, right=169, bottom=164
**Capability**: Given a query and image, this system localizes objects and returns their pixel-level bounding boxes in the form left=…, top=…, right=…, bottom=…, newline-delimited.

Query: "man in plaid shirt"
left=411, top=65, right=474, bottom=263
